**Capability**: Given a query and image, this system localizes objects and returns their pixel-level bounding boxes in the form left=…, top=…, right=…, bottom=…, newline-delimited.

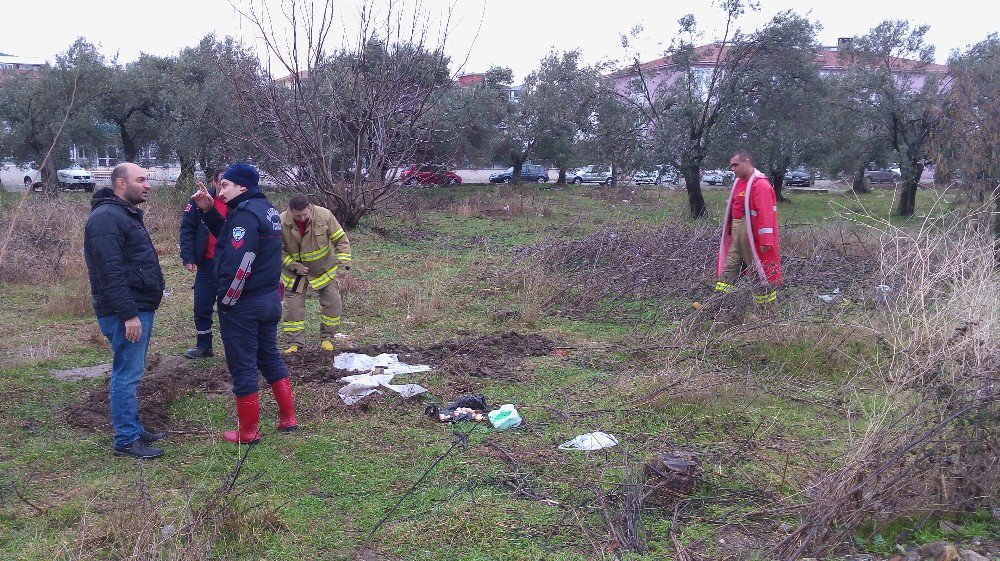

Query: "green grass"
left=0, top=182, right=976, bottom=560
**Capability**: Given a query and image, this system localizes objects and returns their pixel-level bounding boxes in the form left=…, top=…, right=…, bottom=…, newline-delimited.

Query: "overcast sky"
left=2, top=0, right=992, bottom=81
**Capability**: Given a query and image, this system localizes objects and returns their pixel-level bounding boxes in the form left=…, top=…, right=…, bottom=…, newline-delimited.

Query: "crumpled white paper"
left=335, top=353, right=431, bottom=405
left=558, top=431, right=619, bottom=451
left=334, top=353, right=431, bottom=375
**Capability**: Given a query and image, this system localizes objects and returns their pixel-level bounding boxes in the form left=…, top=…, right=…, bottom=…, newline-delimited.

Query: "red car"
left=401, top=164, right=462, bottom=186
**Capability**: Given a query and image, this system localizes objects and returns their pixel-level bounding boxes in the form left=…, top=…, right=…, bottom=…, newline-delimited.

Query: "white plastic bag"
left=558, top=431, right=619, bottom=451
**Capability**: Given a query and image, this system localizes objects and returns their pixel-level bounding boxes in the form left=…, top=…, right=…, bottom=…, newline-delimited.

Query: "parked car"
left=0, top=160, right=41, bottom=191
left=703, top=169, right=735, bottom=186
left=633, top=164, right=680, bottom=186
left=568, top=165, right=614, bottom=185
left=864, top=168, right=899, bottom=185
left=785, top=167, right=815, bottom=187
left=401, top=164, right=462, bottom=186
left=489, top=164, right=549, bottom=184
left=56, top=164, right=96, bottom=191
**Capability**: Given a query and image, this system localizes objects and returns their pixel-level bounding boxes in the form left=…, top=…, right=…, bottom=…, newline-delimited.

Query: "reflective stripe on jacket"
left=716, top=169, right=783, bottom=286
left=280, top=204, right=352, bottom=291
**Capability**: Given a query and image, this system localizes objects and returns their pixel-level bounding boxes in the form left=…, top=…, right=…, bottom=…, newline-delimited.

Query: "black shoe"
left=138, top=430, right=165, bottom=443
left=184, top=347, right=214, bottom=359
left=114, top=439, right=164, bottom=459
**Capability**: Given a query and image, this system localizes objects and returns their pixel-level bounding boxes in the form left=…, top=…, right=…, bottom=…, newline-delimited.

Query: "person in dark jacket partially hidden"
left=190, top=162, right=298, bottom=444
left=84, top=162, right=167, bottom=459
left=178, top=167, right=227, bottom=359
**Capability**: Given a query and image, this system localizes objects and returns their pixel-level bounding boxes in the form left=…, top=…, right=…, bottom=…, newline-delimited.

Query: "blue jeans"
left=97, top=311, right=155, bottom=447
left=219, top=290, right=288, bottom=397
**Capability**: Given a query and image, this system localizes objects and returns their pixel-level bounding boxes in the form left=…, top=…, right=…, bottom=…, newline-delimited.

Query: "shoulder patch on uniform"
left=267, top=207, right=281, bottom=231
left=233, top=226, right=246, bottom=241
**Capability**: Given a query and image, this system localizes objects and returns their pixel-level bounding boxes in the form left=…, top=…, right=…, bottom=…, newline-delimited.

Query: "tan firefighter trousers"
left=282, top=280, right=343, bottom=347
left=720, top=217, right=754, bottom=286
left=717, top=217, right=777, bottom=304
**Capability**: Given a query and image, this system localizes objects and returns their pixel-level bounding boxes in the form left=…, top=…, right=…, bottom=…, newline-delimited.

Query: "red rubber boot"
left=223, top=393, right=263, bottom=444
left=270, top=377, right=299, bottom=432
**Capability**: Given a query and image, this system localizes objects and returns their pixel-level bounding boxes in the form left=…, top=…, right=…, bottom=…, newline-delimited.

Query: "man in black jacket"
left=190, top=162, right=298, bottom=444
left=84, top=162, right=166, bottom=459
left=179, top=167, right=226, bottom=359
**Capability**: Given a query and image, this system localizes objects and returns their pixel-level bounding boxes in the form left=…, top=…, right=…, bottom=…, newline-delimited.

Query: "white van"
left=0, top=161, right=42, bottom=192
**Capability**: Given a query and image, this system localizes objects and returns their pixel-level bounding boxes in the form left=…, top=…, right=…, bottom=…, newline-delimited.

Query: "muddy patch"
left=367, top=332, right=555, bottom=381
left=66, top=354, right=230, bottom=432
left=66, top=332, right=556, bottom=432
left=285, top=332, right=556, bottom=383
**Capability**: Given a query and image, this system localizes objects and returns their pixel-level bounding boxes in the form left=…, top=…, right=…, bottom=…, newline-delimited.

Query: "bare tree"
left=231, top=0, right=454, bottom=228
left=618, top=0, right=764, bottom=217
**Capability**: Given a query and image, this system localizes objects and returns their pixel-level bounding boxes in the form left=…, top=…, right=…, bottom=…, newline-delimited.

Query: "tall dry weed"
left=775, top=204, right=1000, bottom=559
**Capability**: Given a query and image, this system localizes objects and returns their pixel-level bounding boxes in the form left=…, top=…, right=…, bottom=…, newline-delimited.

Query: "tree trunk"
left=325, top=192, right=360, bottom=230
left=40, top=159, right=58, bottom=197
left=511, top=157, right=525, bottom=185
left=557, top=168, right=566, bottom=185
left=770, top=169, right=788, bottom=202
left=852, top=166, right=870, bottom=194
left=119, top=121, right=138, bottom=163
left=177, top=153, right=197, bottom=188
left=894, top=160, right=924, bottom=217
left=682, top=165, right=706, bottom=218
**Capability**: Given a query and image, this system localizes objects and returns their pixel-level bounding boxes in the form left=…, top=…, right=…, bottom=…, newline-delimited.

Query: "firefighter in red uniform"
left=715, top=149, right=782, bottom=302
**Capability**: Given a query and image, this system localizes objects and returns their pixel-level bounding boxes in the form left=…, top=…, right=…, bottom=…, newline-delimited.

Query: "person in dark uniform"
left=190, top=162, right=298, bottom=443
left=179, top=167, right=226, bottom=359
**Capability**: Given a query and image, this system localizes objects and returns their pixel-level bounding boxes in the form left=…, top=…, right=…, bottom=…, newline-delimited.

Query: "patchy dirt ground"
left=66, top=354, right=230, bottom=432
left=67, top=332, right=556, bottom=432
left=366, top=331, right=556, bottom=381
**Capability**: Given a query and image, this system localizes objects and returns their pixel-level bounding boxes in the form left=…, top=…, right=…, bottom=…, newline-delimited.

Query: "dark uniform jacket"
left=84, top=188, right=165, bottom=321
left=178, top=188, right=217, bottom=266
left=200, top=190, right=283, bottom=310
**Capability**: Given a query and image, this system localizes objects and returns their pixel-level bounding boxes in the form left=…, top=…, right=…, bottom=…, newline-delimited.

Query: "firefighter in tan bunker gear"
left=280, top=194, right=352, bottom=353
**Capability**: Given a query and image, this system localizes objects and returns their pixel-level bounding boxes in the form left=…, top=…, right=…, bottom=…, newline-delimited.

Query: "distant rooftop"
left=0, top=52, right=46, bottom=67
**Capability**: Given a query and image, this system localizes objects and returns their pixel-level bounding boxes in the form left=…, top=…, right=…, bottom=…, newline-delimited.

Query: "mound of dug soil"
left=366, top=331, right=555, bottom=381
left=66, top=354, right=230, bottom=432
left=66, top=332, right=556, bottom=432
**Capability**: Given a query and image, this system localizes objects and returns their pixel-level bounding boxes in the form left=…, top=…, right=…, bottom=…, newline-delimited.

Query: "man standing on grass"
left=84, top=162, right=166, bottom=459
left=190, top=163, right=298, bottom=444
left=715, top=149, right=782, bottom=302
left=279, top=193, right=353, bottom=354
left=178, top=167, right=227, bottom=359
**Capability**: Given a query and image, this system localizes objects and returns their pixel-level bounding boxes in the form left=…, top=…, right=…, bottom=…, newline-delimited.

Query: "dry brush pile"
left=508, top=217, right=883, bottom=321
left=775, top=213, right=1000, bottom=558
left=500, top=211, right=999, bottom=558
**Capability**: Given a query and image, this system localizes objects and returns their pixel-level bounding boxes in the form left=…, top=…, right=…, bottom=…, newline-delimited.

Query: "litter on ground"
left=335, top=353, right=431, bottom=405
left=425, top=395, right=488, bottom=423
left=558, top=431, right=619, bottom=451
left=488, top=404, right=522, bottom=430
left=334, top=352, right=432, bottom=375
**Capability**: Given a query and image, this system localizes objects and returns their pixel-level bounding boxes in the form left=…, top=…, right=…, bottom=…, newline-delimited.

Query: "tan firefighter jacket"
left=280, top=204, right=352, bottom=292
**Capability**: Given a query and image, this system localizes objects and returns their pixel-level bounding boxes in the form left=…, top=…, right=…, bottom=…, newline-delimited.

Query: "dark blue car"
left=489, top=164, right=549, bottom=183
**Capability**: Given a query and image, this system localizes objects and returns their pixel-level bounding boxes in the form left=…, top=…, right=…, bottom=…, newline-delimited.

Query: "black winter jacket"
left=178, top=189, right=216, bottom=266
left=84, top=188, right=165, bottom=321
left=200, top=189, right=283, bottom=310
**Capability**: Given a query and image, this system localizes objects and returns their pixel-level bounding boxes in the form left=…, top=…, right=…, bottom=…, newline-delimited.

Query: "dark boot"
left=270, top=377, right=299, bottom=432
left=138, top=430, right=165, bottom=443
left=185, top=333, right=214, bottom=359
left=223, top=393, right=262, bottom=444
left=184, top=347, right=214, bottom=359
left=114, top=439, right=164, bottom=459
